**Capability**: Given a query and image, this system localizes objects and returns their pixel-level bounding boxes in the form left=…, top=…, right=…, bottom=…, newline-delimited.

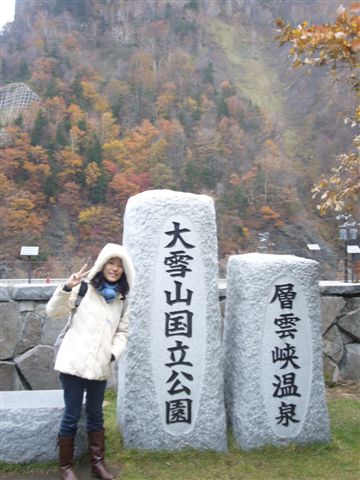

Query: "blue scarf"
left=98, top=282, right=120, bottom=303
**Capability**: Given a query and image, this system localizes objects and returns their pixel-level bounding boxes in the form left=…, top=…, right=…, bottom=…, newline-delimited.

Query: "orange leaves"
left=260, top=205, right=284, bottom=227
left=242, top=166, right=259, bottom=183
left=108, top=171, right=151, bottom=207
left=85, top=162, right=101, bottom=187
left=9, top=196, right=36, bottom=212
left=0, top=173, right=13, bottom=203
left=57, top=182, right=83, bottom=214
left=219, top=80, right=234, bottom=94
left=1, top=144, right=28, bottom=178
left=123, top=119, right=160, bottom=172
left=95, top=112, right=121, bottom=144
left=103, top=160, right=118, bottom=176
left=146, top=20, right=170, bottom=45
left=276, top=4, right=360, bottom=71
left=103, top=140, right=127, bottom=169
left=2, top=192, right=47, bottom=239
left=103, top=117, right=180, bottom=202
left=157, top=117, right=181, bottom=136
left=23, top=145, right=51, bottom=190
left=63, top=33, right=81, bottom=52
left=44, top=97, right=67, bottom=125
left=67, top=104, right=85, bottom=125
left=69, top=125, right=85, bottom=152
left=229, top=173, right=241, bottom=187
left=78, top=205, right=121, bottom=244
left=79, top=80, right=111, bottom=112
left=218, top=117, right=245, bottom=158
left=31, top=56, right=58, bottom=76
left=57, top=149, right=84, bottom=182
left=312, top=135, right=360, bottom=215
left=163, top=49, right=194, bottom=97
left=276, top=4, right=359, bottom=215
left=129, top=50, right=156, bottom=93
left=108, top=173, right=138, bottom=205
left=351, top=38, right=360, bottom=51
left=156, top=82, right=177, bottom=118
left=1, top=131, right=51, bottom=192
left=224, top=96, right=243, bottom=118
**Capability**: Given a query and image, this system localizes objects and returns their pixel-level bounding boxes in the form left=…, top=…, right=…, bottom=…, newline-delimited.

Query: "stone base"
left=0, top=390, right=87, bottom=463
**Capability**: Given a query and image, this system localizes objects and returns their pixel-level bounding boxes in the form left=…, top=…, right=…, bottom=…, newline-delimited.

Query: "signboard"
left=347, top=245, right=360, bottom=254
left=307, top=244, right=320, bottom=251
left=20, top=246, right=39, bottom=256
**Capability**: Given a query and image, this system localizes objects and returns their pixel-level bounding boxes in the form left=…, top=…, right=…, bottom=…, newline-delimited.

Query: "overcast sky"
left=0, top=0, right=16, bottom=30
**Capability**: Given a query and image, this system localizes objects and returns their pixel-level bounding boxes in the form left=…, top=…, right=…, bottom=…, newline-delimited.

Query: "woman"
left=46, top=243, right=134, bottom=480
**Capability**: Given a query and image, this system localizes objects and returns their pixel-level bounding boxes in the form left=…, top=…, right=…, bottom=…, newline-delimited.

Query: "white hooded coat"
left=46, top=244, right=135, bottom=381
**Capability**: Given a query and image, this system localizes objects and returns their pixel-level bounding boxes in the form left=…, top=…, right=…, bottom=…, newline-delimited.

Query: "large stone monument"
left=117, top=190, right=227, bottom=451
left=224, top=253, right=330, bottom=450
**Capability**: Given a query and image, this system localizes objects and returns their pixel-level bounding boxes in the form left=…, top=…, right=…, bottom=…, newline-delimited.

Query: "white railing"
left=0, top=278, right=66, bottom=285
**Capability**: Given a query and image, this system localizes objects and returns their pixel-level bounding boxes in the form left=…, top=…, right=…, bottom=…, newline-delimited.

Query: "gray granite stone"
left=323, top=325, right=345, bottom=364
left=0, top=390, right=87, bottom=462
left=15, top=311, right=42, bottom=355
left=15, top=345, right=61, bottom=389
left=338, top=308, right=360, bottom=342
left=224, top=253, right=330, bottom=450
left=341, top=344, right=360, bottom=381
left=0, top=302, right=21, bottom=360
left=0, top=361, right=23, bottom=390
left=35, top=302, right=47, bottom=317
left=118, top=190, right=227, bottom=451
left=319, top=281, right=360, bottom=296
left=0, top=286, right=10, bottom=302
left=42, top=314, right=68, bottom=346
left=12, top=285, right=56, bottom=301
left=343, top=297, right=360, bottom=313
left=19, top=301, right=35, bottom=312
left=320, top=296, right=345, bottom=334
left=340, top=330, right=356, bottom=346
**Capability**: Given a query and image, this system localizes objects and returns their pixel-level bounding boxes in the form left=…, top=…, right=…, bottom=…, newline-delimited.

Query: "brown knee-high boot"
left=58, top=436, right=79, bottom=480
left=88, top=430, right=114, bottom=480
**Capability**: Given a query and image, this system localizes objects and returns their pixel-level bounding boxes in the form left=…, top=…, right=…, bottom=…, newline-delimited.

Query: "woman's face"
left=103, top=257, right=123, bottom=283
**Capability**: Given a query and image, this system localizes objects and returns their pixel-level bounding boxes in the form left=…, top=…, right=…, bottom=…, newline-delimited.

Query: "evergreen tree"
left=14, top=115, right=24, bottom=128
left=31, top=110, right=47, bottom=146
left=202, top=61, right=214, bottom=84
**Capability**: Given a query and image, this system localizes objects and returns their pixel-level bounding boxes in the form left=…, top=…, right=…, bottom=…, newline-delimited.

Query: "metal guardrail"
left=0, top=278, right=66, bottom=285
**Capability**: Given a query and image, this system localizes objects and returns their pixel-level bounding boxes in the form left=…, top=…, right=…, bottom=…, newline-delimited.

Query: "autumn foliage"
left=1, top=0, right=351, bottom=270
left=276, top=3, right=360, bottom=215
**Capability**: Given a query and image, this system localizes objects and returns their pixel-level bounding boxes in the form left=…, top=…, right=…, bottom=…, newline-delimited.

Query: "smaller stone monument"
left=224, top=253, right=330, bottom=450
left=117, top=190, right=227, bottom=451
left=0, top=390, right=86, bottom=462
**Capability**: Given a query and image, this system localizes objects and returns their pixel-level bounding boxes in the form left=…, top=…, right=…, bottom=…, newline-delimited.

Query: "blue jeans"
left=59, top=373, right=107, bottom=438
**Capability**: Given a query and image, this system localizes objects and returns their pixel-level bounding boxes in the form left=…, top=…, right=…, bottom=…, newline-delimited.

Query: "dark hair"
left=91, top=271, right=129, bottom=298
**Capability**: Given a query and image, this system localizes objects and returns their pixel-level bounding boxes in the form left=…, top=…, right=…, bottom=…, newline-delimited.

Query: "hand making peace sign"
left=65, top=263, right=90, bottom=289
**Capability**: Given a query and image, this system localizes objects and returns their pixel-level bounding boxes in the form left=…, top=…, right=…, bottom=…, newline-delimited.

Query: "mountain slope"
left=0, top=0, right=353, bottom=278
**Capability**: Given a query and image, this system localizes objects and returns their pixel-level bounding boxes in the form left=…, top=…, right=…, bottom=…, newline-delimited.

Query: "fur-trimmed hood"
left=87, top=243, right=135, bottom=289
